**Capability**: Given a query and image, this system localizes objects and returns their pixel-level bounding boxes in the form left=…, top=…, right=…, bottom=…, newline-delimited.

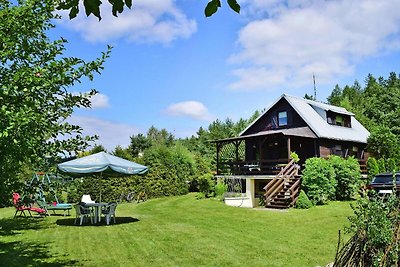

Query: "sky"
left=53, top=0, right=400, bottom=151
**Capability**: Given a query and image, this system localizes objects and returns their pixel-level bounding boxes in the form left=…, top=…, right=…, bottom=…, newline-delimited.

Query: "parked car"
left=367, top=173, right=400, bottom=195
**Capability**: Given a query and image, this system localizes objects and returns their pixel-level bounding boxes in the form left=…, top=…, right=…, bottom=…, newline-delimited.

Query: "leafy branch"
left=56, top=0, right=240, bottom=20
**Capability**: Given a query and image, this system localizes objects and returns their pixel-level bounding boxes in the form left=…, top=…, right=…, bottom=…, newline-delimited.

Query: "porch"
left=217, top=159, right=301, bottom=209
left=214, top=127, right=318, bottom=176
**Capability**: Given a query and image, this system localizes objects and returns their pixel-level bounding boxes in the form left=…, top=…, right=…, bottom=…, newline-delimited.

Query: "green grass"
left=0, top=194, right=353, bottom=266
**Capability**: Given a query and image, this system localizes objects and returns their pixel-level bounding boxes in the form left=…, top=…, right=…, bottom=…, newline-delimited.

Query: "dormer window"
left=326, top=111, right=351, bottom=128
left=278, top=111, right=287, bottom=126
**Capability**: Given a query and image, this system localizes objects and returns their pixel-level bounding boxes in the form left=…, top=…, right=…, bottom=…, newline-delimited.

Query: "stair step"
left=265, top=204, right=290, bottom=209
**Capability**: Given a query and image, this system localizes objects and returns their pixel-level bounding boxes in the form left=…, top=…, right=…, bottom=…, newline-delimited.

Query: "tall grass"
left=0, top=194, right=352, bottom=266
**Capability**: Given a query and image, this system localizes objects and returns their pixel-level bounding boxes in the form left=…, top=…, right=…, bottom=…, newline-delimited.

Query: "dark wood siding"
left=319, top=139, right=367, bottom=159
left=243, top=98, right=307, bottom=135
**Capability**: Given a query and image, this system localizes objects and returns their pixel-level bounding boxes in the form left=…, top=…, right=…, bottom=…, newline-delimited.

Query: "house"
left=213, top=94, right=370, bottom=209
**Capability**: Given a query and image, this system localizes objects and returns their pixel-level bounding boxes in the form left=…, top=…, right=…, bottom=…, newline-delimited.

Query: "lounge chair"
left=74, top=203, right=94, bottom=225
left=101, top=202, right=117, bottom=225
left=13, top=193, right=46, bottom=218
left=36, top=198, right=72, bottom=216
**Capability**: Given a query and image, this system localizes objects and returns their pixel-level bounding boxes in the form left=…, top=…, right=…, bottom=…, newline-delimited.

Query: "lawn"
left=0, top=194, right=353, bottom=267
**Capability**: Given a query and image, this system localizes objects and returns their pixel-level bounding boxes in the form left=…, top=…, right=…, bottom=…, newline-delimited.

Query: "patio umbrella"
left=57, top=151, right=148, bottom=201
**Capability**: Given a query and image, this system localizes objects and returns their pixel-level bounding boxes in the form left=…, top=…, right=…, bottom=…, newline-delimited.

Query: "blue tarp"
left=57, top=152, right=148, bottom=176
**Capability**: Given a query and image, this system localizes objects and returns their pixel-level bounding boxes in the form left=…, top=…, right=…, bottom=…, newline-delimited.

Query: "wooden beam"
left=216, top=142, right=220, bottom=175
left=314, top=139, right=319, bottom=157
left=287, top=136, right=291, bottom=159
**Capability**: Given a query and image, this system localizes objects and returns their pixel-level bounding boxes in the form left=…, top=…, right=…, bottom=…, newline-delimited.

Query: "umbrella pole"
left=100, top=172, right=103, bottom=203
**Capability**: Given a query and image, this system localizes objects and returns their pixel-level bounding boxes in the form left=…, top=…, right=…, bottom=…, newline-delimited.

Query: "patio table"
left=84, top=203, right=108, bottom=223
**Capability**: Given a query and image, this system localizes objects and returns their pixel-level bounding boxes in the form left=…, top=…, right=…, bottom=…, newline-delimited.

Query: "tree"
left=327, top=85, right=342, bottom=106
left=0, top=0, right=110, bottom=203
left=326, top=72, right=400, bottom=161
left=146, top=126, right=174, bottom=147
left=113, top=145, right=134, bottom=161
left=57, top=0, right=240, bottom=20
left=367, top=125, right=400, bottom=160
left=304, top=93, right=316, bottom=101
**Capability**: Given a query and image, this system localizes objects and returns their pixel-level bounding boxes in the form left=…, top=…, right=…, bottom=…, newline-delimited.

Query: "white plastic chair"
left=74, top=204, right=93, bottom=225
left=81, top=194, right=95, bottom=204
left=101, top=202, right=117, bottom=225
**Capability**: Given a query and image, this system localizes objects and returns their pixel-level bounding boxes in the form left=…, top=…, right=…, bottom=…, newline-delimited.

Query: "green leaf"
left=227, top=0, right=240, bottom=14
left=84, top=0, right=102, bottom=19
left=205, top=0, right=220, bottom=17
left=125, top=0, right=132, bottom=9
left=111, top=0, right=124, bottom=16
left=69, top=6, right=79, bottom=19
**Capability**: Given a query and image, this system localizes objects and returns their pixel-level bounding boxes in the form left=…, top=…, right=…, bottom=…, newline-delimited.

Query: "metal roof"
left=239, top=94, right=369, bottom=144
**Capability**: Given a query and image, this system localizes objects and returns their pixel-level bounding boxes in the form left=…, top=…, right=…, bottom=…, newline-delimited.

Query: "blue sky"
left=53, top=0, right=400, bottom=151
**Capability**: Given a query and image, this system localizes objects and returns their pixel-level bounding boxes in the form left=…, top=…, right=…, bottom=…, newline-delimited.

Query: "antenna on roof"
left=313, top=73, right=317, bottom=100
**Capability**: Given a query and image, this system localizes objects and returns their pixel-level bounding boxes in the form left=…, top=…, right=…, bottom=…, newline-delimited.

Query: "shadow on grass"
left=0, top=217, right=49, bottom=237
left=0, top=240, right=79, bottom=266
left=55, top=216, right=139, bottom=226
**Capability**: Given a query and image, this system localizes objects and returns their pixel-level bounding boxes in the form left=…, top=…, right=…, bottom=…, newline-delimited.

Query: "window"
left=335, top=115, right=343, bottom=126
left=333, top=145, right=342, bottom=156
left=278, top=111, right=287, bottom=126
left=326, top=111, right=352, bottom=128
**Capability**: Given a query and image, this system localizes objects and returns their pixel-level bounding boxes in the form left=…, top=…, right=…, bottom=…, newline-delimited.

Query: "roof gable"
left=240, top=94, right=370, bottom=143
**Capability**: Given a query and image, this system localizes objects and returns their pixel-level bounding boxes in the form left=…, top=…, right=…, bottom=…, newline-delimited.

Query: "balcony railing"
left=218, top=158, right=290, bottom=176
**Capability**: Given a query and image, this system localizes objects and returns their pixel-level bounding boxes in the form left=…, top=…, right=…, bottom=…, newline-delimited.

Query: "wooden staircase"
left=263, top=159, right=301, bottom=209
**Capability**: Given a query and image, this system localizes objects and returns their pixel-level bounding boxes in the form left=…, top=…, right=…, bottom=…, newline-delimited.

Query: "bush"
left=295, top=190, right=313, bottom=209
left=329, top=156, right=361, bottom=200
left=302, top=158, right=336, bottom=205
left=214, top=179, right=227, bottom=200
left=377, top=158, right=386, bottom=173
left=197, top=173, right=215, bottom=197
left=196, top=192, right=206, bottom=199
left=386, top=158, right=397, bottom=173
left=335, top=193, right=400, bottom=266
left=367, top=157, right=379, bottom=182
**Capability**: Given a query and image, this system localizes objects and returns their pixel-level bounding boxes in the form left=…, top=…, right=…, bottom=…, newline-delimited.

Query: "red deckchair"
left=13, top=193, right=46, bottom=218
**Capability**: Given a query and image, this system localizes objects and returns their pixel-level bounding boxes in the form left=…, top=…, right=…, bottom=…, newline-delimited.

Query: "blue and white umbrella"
left=58, top=152, right=148, bottom=202
left=58, top=151, right=148, bottom=176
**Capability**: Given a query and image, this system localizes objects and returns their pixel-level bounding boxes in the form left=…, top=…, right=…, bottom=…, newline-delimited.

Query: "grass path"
left=0, top=194, right=353, bottom=266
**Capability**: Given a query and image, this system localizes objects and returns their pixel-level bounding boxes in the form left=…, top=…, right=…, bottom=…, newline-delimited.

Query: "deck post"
left=216, top=142, right=220, bottom=175
left=287, top=137, right=291, bottom=160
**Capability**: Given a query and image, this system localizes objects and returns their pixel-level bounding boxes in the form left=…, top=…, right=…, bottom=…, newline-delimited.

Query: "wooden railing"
left=263, top=178, right=285, bottom=206
left=264, top=159, right=301, bottom=208
left=287, top=178, right=301, bottom=207
left=276, top=159, right=298, bottom=178
left=218, top=158, right=290, bottom=175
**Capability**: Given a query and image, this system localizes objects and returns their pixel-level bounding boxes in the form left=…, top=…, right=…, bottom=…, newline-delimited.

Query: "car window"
left=373, top=175, right=394, bottom=183
left=372, top=174, right=400, bottom=183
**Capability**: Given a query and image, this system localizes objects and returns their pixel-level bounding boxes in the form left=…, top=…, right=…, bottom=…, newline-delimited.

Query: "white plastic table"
left=84, top=203, right=108, bottom=223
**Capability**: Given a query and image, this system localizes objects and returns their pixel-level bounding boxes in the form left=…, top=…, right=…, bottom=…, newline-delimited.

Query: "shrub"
left=295, top=190, right=313, bottom=209
left=377, top=158, right=386, bottom=173
left=367, top=157, right=379, bottom=182
left=386, top=158, right=397, bottom=173
left=290, top=151, right=300, bottom=163
left=335, top=192, right=400, bottom=266
left=302, top=157, right=336, bottom=205
left=329, top=156, right=361, bottom=200
left=197, top=173, right=215, bottom=197
left=196, top=192, right=206, bottom=200
left=214, top=179, right=227, bottom=200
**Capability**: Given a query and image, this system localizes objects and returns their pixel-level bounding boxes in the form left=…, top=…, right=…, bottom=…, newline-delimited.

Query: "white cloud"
left=71, top=92, right=110, bottom=109
left=57, top=0, right=197, bottom=44
left=229, top=0, right=400, bottom=90
left=68, top=115, right=140, bottom=151
left=90, top=93, right=110, bottom=109
left=165, top=101, right=214, bottom=121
